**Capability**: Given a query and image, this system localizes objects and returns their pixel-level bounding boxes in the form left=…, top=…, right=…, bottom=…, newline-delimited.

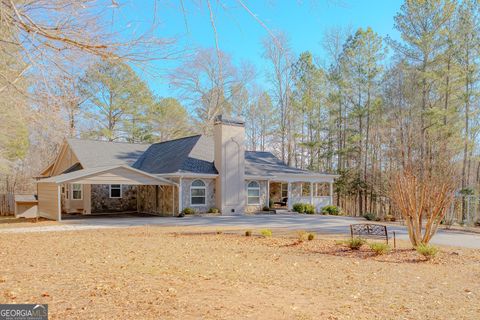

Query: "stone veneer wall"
left=181, top=178, right=216, bottom=213
left=91, top=184, right=137, bottom=213
left=245, top=180, right=268, bottom=213
left=137, top=185, right=178, bottom=216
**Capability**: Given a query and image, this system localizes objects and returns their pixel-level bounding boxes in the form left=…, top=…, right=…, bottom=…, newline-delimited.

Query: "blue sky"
left=117, top=0, right=403, bottom=96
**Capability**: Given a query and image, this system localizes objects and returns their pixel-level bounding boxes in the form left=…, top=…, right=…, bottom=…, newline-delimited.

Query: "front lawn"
left=0, top=226, right=479, bottom=319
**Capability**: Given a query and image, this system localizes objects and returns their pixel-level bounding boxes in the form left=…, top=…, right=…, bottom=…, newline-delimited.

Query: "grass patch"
left=260, top=229, right=272, bottom=237
left=416, top=244, right=438, bottom=260
left=369, top=242, right=391, bottom=255
left=345, top=237, right=366, bottom=250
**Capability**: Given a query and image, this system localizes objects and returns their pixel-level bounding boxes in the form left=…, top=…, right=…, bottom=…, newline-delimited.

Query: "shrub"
left=268, top=199, right=274, bottom=208
left=292, top=203, right=306, bottom=213
left=346, top=237, right=366, bottom=250
left=416, top=244, right=438, bottom=259
left=307, top=233, right=315, bottom=241
left=182, top=207, right=195, bottom=215
left=363, top=212, right=376, bottom=221
left=297, top=230, right=308, bottom=241
left=321, top=205, right=340, bottom=215
left=245, top=230, right=252, bottom=237
left=369, top=242, right=391, bottom=255
left=260, top=229, right=272, bottom=237
left=208, top=207, right=219, bottom=214
left=262, top=206, right=270, bottom=211
left=305, top=204, right=315, bottom=214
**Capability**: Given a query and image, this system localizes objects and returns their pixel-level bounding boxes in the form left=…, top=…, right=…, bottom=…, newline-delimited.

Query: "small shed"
left=14, top=194, right=38, bottom=218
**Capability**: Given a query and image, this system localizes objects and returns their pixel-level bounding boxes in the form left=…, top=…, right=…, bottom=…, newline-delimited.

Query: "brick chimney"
left=213, top=115, right=245, bottom=215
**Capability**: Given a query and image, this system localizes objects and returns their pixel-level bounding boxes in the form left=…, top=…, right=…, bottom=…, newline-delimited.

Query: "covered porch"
left=268, top=176, right=335, bottom=213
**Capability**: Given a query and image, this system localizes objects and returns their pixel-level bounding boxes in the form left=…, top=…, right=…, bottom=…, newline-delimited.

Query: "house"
left=30, top=115, right=337, bottom=220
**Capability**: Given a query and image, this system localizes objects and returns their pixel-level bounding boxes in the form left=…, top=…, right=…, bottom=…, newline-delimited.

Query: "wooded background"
left=0, top=0, right=478, bottom=217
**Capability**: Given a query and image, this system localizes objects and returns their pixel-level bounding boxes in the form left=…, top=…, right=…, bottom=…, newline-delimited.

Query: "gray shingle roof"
left=66, top=137, right=323, bottom=177
left=132, top=135, right=217, bottom=174
left=245, top=151, right=310, bottom=176
left=67, top=139, right=150, bottom=168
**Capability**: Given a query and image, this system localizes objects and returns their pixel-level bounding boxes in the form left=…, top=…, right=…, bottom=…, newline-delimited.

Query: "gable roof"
left=41, top=165, right=176, bottom=186
left=132, top=135, right=217, bottom=175
left=54, top=137, right=333, bottom=178
left=67, top=138, right=150, bottom=168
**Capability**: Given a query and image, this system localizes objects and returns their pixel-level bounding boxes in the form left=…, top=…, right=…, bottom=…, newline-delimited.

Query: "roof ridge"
left=67, top=138, right=151, bottom=146
left=149, top=134, right=202, bottom=146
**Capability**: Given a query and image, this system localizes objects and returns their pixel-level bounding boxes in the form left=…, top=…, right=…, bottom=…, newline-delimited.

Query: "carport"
left=37, top=165, right=177, bottom=221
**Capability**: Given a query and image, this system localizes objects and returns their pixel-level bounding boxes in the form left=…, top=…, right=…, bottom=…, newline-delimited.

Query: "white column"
left=310, top=182, right=314, bottom=205
left=57, top=185, right=62, bottom=221
left=329, top=181, right=334, bottom=205
left=178, top=178, right=183, bottom=214
left=266, top=180, right=270, bottom=208
left=287, top=182, right=292, bottom=210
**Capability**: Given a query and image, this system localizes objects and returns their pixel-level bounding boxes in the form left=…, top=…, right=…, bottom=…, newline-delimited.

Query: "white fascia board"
left=244, top=175, right=274, bottom=180
left=157, top=172, right=219, bottom=179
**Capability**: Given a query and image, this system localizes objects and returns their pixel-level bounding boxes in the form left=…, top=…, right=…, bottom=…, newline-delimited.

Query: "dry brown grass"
left=0, top=226, right=479, bottom=319
left=0, top=217, right=58, bottom=228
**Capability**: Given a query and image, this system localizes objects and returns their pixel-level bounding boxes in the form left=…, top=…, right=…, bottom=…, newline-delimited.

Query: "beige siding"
left=51, top=144, right=80, bottom=176
left=15, top=203, right=38, bottom=218
left=69, top=167, right=167, bottom=185
left=38, top=182, right=60, bottom=220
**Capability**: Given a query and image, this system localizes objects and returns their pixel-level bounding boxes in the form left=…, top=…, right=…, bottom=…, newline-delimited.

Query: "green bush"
left=208, top=207, right=219, bottom=214
left=305, top=204, right=315, bottom=214
left=363, top=212, right=376, bottom=221
left=346, top=237, right=366, bottom=250
left=416, top=244, right=438, bottom=259
left=292, top=203, right=306, bottom=213
left=369, top=242, right=391, bottom=255
left=307, top=233, right=315, bottom=241
left=245, top=230, right=252, bottom=237
left=321, top=205, right=340, bottom=215
left=182, top=207, right=195, bottom=215
left=269, top=199, right=274, bottom=208
left=262, top=206, right=271, bottom=211
left=260, top=229, right=272, bottom=237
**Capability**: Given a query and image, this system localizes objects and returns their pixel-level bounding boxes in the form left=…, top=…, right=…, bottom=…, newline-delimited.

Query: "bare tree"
left=390, top=163, right=456, bottom=246
left=170, top=48, right=252, bottom=133
left=262, top=31, right=294, bottom=164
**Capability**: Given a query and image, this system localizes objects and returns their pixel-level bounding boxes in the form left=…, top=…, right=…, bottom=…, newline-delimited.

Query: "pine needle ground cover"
left=0, top=227, right=479, bottom=319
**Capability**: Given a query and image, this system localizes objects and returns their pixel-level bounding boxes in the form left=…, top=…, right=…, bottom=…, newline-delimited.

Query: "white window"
left=190, top=180, right=206, bottom=206
left=109, top=184, right=122, bottom=198
left=247, top=181, right=261, bottom=205
left=72, top=184, right=82, bottom=200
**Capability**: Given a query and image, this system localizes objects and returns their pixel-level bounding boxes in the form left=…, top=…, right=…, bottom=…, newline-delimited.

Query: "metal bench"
left=350, top=223, right=396, bottom=248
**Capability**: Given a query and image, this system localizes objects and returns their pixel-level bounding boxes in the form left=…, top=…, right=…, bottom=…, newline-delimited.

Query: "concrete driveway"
left=2, top=214, right=480, bottom=249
